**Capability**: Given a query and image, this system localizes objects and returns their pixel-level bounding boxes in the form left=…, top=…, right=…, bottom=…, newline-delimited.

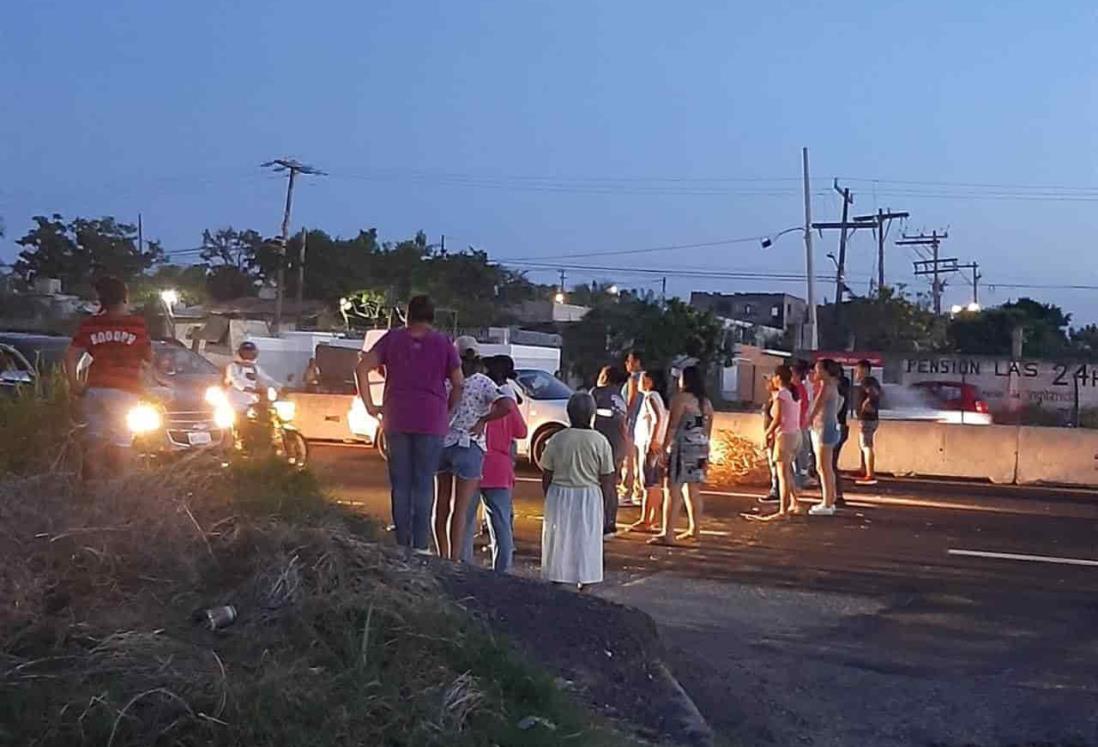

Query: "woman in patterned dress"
left=649, top=365, right=714, bottom=546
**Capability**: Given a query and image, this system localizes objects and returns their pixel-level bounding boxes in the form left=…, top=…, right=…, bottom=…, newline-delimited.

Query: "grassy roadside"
left=0, top=456, right=639, bottom=746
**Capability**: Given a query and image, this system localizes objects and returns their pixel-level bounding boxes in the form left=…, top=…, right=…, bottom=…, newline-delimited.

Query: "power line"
left=500, top=235, right=776, bottom=262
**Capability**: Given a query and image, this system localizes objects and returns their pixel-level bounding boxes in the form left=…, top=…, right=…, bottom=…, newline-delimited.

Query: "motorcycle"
left=207, top=386, right=309, bottom=469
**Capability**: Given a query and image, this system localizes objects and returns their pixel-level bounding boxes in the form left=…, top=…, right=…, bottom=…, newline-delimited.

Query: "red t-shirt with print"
left=72, top=314, right=152, bottom=392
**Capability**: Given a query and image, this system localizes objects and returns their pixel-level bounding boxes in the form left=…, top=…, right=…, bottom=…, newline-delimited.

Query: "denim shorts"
left=438, top=443, right=485, bottom=481
left=82, top=388, right=140, bottom=448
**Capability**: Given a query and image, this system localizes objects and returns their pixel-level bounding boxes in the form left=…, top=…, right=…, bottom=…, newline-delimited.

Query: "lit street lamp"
left=553, top=291, right=566, bottom=304
left=160, top=289, right=180, bottom=309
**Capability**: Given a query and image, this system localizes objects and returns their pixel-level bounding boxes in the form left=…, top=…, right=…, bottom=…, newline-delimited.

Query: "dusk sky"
left=3, top=2, right=1097, bottom=321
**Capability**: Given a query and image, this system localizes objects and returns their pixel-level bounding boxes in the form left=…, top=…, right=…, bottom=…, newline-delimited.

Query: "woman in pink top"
left=753, top=364, right=802, bottom=521
left=460, top=356, right=528, bottom=572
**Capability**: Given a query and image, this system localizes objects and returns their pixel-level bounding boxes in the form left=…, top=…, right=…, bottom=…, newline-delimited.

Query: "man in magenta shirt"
left=356, top=296, right=463, bottom=552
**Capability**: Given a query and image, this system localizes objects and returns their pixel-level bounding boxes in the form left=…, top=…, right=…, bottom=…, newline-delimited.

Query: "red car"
left=910, top=381, right=990, bottom=418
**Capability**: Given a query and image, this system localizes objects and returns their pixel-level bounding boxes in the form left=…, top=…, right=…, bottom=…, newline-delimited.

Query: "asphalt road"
left=312, top=443, right=1098, bottom=747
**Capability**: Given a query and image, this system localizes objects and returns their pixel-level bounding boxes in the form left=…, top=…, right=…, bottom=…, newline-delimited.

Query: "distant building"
left=690, top=291, right=809, bottom=349
left=509, top=300, right=590, bottom=324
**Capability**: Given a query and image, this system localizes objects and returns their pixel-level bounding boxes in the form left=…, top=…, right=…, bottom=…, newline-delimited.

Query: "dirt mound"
left=441, top=567, right=713, bottom=746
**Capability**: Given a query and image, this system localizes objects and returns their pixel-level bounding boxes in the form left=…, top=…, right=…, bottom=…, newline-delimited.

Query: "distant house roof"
left=205, top=297, right=328, bottom=317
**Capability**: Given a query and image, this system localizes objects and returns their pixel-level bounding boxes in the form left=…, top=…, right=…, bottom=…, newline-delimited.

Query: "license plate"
left=187, top=431, right=212, bottom=446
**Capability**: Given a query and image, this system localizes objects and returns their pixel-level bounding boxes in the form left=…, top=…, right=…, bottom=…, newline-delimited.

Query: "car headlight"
left=213, top=404, right=236, bottom=430
left=272, top=400, right=295, bottom=422
left=205, top=386, right=229, bottom=408
left=126, top=403, right=162, bottom=434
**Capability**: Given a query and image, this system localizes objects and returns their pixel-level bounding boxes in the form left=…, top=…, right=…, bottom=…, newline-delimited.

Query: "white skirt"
left=541, top=484, right=604, bottom=585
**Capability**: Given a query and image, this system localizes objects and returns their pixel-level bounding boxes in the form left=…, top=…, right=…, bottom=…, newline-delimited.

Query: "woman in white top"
left=629, top=370, right=669, bottom=533
left=540, top=392, right=617, bottom=588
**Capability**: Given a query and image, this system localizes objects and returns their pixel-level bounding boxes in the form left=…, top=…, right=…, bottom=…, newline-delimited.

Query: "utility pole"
left=137, top=213, right=144, bottom=255
left=955, top=261, right=981, bottom=306
left=296, top=226, right=307, bottom=309
left=661, top=276, right=667, bottom=306
left=834, top=183, right=852, bottom=303
left=802, top=147, right=818, bottom=350
left=262, top=158, right=325, bottom=334
left=853, top=208, right=910, bottom=297
left=811, top=180, right=868, bottom=303
left=900, top=231, right=950, bottom=314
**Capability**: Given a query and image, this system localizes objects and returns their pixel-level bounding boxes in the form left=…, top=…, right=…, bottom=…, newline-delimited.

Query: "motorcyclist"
left=224, top=341, right=280, bottom=412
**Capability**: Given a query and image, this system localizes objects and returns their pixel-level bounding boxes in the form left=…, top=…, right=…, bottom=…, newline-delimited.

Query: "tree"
left=13, top=214, right=164, bottom=295
left=562, top=296, right=731, bottom=385
left=946, top=298, right=1071, bottom=357
left=199, top=227, right=265, bottom=301
left=1070, top=324, right=1098, bottom=356
left=818, top=287, right=944, bottom=352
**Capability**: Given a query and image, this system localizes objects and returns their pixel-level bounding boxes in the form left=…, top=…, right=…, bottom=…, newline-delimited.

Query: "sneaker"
left=758, top=494, right=780, bottom=504
left=412, top=547, right=433, bottom=557
left=808, top=504, right=837, bottom=516
left=854, top=477, right=879, bottom=486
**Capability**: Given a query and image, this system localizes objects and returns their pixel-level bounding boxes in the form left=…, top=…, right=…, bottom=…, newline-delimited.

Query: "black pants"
left=833, top=425, right=849, bottom=499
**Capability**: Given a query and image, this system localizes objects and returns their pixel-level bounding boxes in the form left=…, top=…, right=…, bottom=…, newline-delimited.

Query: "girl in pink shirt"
left=461, top=356, right=528, bottom=572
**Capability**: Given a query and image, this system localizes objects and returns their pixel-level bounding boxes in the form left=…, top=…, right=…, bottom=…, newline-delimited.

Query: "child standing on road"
left=461, top=356, right=527, bottom=573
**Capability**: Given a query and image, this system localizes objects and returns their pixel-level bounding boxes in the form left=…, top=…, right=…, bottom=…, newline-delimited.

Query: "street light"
left=966, top=302, right=981, bottom=313
left=951, top=304, right=964, bottom=315
left=760, top=226, right=802, bottom=250
left=160, top=289, right=180, bottom=308
left=608, top=284, right=620, bottom=296
left=554, top=291, right=565, bottom=304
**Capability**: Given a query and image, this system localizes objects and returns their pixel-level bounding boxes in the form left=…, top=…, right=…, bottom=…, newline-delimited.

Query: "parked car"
left=910, top=380, right=992, bottom=423
left=513, top=368, right=572, bottom=469
left=347, top=367, right=572, bottom=470
left=0, top=332, right=70, bottom=372
left=0, top=343, right=36, bottom=394
left=879, top=383, right=993, bottom=425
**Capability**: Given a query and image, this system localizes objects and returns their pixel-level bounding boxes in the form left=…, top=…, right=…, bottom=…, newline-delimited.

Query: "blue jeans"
left=460, top=487, right=515, bottom=573
left=386, top=432, right=444, bottom=551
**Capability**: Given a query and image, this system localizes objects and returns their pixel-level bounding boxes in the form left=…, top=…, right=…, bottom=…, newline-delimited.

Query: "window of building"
left=744, top=304, right=753, bottom=315
left=771, top=305, right=780, bottom=318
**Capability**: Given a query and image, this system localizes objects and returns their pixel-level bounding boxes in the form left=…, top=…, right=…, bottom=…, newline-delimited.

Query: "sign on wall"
left=900, top=357, right=1098, bottom=412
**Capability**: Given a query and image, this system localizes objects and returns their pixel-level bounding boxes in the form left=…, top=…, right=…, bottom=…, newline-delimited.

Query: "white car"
left=348, top=368, right=572, bottom=470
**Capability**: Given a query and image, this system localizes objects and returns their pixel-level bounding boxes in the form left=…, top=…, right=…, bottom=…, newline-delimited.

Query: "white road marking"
left=948, top=549, right=1098, bottom=567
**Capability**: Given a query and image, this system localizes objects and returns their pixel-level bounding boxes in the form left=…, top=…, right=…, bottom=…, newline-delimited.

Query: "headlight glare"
left=126, top=403, right=162, bottom=434
left=272, top=400, right=295, bottom=422
left=213, top=404, right=235, bottom=430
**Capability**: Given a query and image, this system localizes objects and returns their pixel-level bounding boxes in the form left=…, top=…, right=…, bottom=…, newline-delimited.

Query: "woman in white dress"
left=540, top=392, right=617, bottom=588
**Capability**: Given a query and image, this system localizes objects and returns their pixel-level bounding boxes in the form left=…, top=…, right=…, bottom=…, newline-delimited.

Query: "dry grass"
left=0, top=457, right=634, bottom=747
left=707, top=428, right=770, bottom=487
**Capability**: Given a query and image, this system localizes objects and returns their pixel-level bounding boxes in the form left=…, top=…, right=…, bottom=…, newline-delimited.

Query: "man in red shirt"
left=65, top=276, right=152, bottom=478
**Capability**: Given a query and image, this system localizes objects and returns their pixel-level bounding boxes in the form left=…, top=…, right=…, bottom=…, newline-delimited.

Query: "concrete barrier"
left=714, top=412, right=1021, bottom=485
left=288, top=392, right=357, bottom=441
left=1016, top=426, right=1098, bottom=486
left=843, top=421, right=1018, bottom=484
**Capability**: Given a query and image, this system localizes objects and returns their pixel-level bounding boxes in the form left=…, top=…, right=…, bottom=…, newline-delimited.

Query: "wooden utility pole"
left=853, top=209, right=910, bottom=297
left=900, top=231, right=950, bottom=313
left=296, top=226, right=307, bottom=308
left=137, top=213, right=144, bottom=255
left=262, top=158, right=325, bottom=334
left=811, top=180, right=868, bottom=303
left=802, top=147, right=818, bottom=350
